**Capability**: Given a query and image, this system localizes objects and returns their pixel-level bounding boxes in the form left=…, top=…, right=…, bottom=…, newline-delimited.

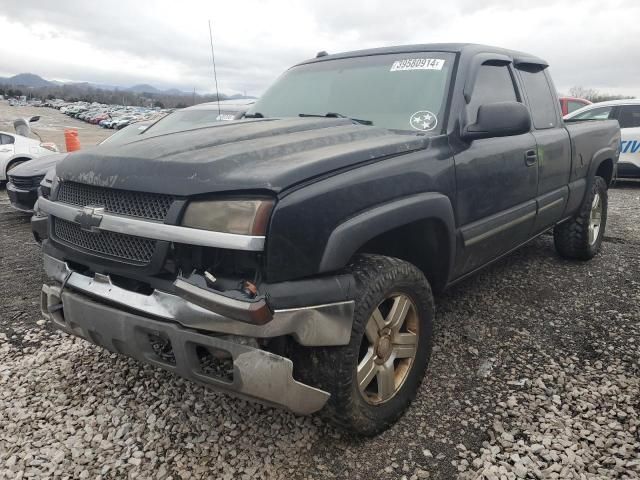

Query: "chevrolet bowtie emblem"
left=76, top=206, right=104, bottom=233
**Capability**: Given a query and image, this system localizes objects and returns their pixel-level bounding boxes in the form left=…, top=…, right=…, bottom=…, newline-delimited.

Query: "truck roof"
left=298, top=43, right=548, bottom=68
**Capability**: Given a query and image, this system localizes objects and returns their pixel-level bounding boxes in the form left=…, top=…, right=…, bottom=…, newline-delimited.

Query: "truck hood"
left=56, top=118, right=429, bottom=196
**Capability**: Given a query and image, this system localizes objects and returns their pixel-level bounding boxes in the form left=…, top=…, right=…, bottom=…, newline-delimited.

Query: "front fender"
left=264, top=138, right=455, bottom=283
left=319, top=192, right=456, bottom=279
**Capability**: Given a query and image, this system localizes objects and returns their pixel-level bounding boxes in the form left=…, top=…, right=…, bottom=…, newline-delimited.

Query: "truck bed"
left=565, top=119, right=620, bottom=181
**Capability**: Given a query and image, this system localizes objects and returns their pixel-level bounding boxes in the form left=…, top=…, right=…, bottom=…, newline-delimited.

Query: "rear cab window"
left=567, top=100, right=588, bottom=114
left=517, top=65, right=558, bottom=129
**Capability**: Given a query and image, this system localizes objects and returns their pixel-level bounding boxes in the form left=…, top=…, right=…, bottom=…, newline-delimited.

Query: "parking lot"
left=0, top=103, right=113, bottom=150
left=0, top=108, right=639, bottom=479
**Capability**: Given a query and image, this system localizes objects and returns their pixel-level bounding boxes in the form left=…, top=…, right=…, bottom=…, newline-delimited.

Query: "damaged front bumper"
left=42, top=285, right=329, bottom=414
left=42, top=254, right=354, bottom=346
left=40, top=254, right=355, bottom=415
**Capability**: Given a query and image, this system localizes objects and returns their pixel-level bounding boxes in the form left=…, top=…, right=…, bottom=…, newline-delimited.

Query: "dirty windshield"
left=245, top=52, right=454, bottom=133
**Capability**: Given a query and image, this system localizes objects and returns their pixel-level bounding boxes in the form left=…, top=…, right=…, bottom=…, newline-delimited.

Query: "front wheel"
left=554, top=176, right=608, bottom=260
left=293, top=254, right=434, bottom=435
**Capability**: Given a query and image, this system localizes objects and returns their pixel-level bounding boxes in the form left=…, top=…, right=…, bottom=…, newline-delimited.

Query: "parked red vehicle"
left=90, top=113, right=110, bottom=124
left=559, top=96, right=591, bottom=116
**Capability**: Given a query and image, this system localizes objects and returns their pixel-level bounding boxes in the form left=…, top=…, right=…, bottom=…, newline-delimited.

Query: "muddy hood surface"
left=56, top=118, right=429, bottom=196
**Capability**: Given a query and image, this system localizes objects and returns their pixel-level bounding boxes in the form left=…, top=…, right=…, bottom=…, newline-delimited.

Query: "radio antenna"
left=208, top=19, right=221, bottom=116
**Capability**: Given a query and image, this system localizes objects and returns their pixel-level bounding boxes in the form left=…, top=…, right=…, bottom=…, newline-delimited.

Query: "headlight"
left=181, top=199, right=274, bottom=236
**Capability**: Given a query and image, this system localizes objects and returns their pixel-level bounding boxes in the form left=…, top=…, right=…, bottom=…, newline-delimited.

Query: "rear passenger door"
left=516, top=64, right=571, bottom=233
left=453, top=62, right=538, bottom=275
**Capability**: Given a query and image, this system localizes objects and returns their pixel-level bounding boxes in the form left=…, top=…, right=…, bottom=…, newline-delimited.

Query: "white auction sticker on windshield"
left=390, top=58, right=445, bottom=72
left=409, top=111, right=438, bottom=132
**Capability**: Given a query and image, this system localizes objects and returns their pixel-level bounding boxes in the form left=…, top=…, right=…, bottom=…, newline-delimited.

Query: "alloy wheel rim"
left=357, top=293, right=419, bottom=405
left=589, top=193, right=602, bottom=245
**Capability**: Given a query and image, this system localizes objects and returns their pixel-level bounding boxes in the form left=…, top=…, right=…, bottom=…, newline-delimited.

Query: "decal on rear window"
left=390, top=58, right=445, bottom=72
left=409, top=111, right=438, bottom=132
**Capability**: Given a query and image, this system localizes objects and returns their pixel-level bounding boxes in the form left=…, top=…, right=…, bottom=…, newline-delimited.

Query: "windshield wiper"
left=244, top=112, right=265, bottom=118
left=299, top=112, right=373, bottom=126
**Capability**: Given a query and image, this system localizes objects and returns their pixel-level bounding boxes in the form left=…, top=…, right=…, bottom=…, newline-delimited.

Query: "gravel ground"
left=0, top=182, right=638, bottom=479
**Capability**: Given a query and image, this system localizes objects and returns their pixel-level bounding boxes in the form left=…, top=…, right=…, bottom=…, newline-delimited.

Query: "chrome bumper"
left=42, top=254, right=354, bottom=346
left=41, top=285, right=329, bottom=415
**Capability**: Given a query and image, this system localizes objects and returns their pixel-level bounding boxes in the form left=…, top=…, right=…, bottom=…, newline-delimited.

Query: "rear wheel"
left=293, top=254, right=434, bottom=435
left=554, top=176, right=608, bottom=260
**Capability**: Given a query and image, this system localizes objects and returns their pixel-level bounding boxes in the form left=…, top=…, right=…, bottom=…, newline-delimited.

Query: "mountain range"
left=0, top=73, right=238, bottom=97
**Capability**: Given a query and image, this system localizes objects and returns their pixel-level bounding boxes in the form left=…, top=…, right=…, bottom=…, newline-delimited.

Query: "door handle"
left=524, top=149, right=537, bottom=166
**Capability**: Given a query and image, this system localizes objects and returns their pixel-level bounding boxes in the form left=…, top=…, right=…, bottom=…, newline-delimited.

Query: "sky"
left=0, top=0, right=638, bottom=97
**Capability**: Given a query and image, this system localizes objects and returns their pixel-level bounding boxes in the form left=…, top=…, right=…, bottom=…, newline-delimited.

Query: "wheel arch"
left=588, top=146, right=616, bottom=187
left=318, top=192, right=456, bottom=293
left=2, top=155, right=34, bottom=180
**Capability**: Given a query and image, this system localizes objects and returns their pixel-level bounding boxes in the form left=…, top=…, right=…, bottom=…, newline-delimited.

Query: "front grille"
left=9, top=175, right=44, bottom=189
left=54, top=218, right=156, bottom=264
left=57, top=182, right=174, bottom=221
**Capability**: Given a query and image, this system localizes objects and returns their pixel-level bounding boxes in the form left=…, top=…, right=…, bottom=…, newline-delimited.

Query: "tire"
left=292, top=254, right=434, bottom=435
left=554, top=176, right=608, bottom=260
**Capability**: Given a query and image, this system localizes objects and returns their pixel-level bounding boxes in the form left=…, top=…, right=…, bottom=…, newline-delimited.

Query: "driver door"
left=453, top=63, right=538, bottom=276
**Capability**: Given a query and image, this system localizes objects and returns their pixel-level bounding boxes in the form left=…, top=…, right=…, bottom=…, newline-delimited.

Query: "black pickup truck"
left=38, top=44, right=620, bottom=435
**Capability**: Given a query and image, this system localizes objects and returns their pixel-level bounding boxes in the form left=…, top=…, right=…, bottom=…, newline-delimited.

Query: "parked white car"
left=0, top=116, right=59, bottom=182
left=565, top=99, right=640, bottom=178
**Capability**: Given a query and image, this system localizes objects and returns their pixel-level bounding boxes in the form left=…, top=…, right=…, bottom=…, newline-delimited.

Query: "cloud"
left=0, top=0, right=638, bottom=96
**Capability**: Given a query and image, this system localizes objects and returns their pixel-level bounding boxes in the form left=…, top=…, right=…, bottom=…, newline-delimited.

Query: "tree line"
left=567, top=86, right=635, bottom=103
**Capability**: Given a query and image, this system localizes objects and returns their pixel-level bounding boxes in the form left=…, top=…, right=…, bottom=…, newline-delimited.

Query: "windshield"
left=246, top=52, right=455, bottom=133
left=145, top=109, right=241, bottom=135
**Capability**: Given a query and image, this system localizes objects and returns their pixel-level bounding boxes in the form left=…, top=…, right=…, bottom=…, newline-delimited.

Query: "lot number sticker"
left=409, top=111, right=438, bottom=132
left=390, top=58, right=445, bottom=72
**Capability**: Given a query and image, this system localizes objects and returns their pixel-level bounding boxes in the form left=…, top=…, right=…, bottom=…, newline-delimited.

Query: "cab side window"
left=0, top=134, right=15, bottom=145
left=518, top=65, right=558, bottom=129
left=618, top=105, right=640, bottom=128
left=467, top=64, right=518, bottom=124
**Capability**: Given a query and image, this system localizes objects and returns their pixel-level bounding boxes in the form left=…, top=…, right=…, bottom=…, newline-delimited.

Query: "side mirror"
left=29, top=115, right=40, bottom=123
left=462, top=101, right=531, bottom=141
